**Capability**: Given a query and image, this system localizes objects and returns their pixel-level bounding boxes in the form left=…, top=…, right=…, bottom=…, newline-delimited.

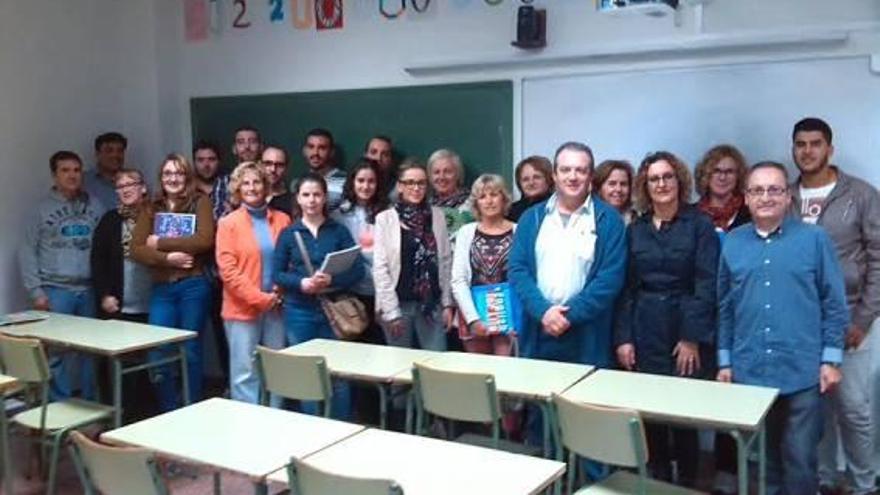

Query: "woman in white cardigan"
left=451, top=174, right=517, bottom=356
left=373, top=159, right=454, bottom=351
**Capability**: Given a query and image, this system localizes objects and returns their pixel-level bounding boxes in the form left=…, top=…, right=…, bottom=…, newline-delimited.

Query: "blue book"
left=470, top=282, right=523, bottom=335
left=153, top=213, right=196, bottom=238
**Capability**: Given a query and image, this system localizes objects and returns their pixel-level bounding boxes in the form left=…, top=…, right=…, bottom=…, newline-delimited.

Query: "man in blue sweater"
left=509, top=141, right=627, bottom=452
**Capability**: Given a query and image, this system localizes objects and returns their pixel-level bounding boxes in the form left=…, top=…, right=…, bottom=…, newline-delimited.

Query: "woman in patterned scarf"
left=373, top=159, right=455, bottom=351
left=694, top=144, right=751, bottom=237
left=427, top=148, right=474, bottom=241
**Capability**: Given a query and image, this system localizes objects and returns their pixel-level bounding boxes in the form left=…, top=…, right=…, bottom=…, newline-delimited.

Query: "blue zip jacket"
left=508, top=196, right=627, bottom=366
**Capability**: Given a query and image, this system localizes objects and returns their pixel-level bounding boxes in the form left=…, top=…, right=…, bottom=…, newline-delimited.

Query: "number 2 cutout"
left=269, top=0, right=284, bottom=21
left=233, top=0, right=252, bottom=28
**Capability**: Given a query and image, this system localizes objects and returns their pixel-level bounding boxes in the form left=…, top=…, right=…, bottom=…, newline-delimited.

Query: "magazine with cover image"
left=153, top=213, right=196, bottom=238
left=470, top=282, right=523, bottom=335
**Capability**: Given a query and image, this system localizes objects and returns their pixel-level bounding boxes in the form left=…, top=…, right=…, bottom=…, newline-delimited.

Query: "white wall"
left=0, top=1, right=163, bottom=311
left=156, top=0, right=880, bottom=155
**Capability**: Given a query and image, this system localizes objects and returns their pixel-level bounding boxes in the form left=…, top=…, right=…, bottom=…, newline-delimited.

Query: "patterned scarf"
left=395, top=200, right=439, bottom=315
left=431, top=189, right=469, bottom=208
left=698, top=194, right=744, bottom=231
left=118, top=204, right=140, bottom=258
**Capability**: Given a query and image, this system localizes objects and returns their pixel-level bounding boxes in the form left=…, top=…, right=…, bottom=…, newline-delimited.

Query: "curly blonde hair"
left=694, top=144, right=748, bottom=199
left=228, top=161, right=271, bottom=207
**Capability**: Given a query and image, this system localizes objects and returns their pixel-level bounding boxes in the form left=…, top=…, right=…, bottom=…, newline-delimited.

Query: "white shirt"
left=799, top=182, right=836, bottom=224
left=535, top=193, right=597, bottom=305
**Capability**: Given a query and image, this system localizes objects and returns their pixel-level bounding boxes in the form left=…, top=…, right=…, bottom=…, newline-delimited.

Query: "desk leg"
left=537, top=400, right=553, bottom=458
left=179, top=343, right=191, bottom=406
left=731, top=430, right=749, bottom=495
left=1, top=407, right=12, bottom=495
left=253, top=480, right=268, bottom=495
left=375, top=383, right=388, bottom=429
left=758, top=424, right=766, bottom=495
left=213, top=471, right=221, bottom=495
left=112, top=357, right=123, bottom=428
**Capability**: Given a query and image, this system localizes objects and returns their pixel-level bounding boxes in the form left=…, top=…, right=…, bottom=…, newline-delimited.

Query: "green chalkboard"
left=190, top=81, right=513, bottom=187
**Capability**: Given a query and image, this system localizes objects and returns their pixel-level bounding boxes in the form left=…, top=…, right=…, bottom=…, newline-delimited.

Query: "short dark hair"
left=261, top=144, right=288, bottom=162
left=553, top=141, right=595, bottom=172
left=749, top=160, right=790, bottom=184
left=50, top=150, right=82, bottom=173
left=792, top=117, right=833, bottom=145
left=234, top=126, right=261, bottom=141
left=192, top=140, right=222, bottom=160
left=304, top=128, right=335, bottom=147
left=94, top=132, right=127, bottom=151
left=364, top=135, right=392, bottom=152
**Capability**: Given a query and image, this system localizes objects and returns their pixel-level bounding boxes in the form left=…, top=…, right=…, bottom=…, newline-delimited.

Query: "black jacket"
left=91, top=210, right=126, bottom=319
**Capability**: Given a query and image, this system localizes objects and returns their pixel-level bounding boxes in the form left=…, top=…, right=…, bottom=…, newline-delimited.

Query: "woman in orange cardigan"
left=216, top=162, right=291, bottom=406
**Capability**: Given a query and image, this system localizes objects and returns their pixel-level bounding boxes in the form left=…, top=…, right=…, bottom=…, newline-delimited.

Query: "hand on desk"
left=101, top=295, right=120, bottom=314
left=616, top=343, right=636, bottom=371
left=673, top=340, right=700, bottom=377
left=716, top=368, right=732, bottom=383
left=32, top=296, right=50, bottom=311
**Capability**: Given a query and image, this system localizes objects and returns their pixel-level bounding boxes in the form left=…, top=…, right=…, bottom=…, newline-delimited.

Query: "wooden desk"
left=267, top=427, right=565, bottom=494
left=0, top=374, right=21, bottom=495
left=562, top=369, right=778, bottom=495
left=102, top=397, right=365, bottom=495
left=282, top=339, right=441, bottom=428
left=1, top=312, right=195, bottom=427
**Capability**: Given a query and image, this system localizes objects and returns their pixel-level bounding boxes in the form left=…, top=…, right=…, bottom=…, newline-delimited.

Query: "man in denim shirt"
left=717, top=161, right=848, bottom=495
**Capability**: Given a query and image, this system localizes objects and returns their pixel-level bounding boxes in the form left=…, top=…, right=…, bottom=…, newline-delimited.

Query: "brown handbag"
left=293, top=231, right=368, bottom=339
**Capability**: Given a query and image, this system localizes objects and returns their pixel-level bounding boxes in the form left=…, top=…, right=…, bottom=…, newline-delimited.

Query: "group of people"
left=19, top=117, right=878, bottom=495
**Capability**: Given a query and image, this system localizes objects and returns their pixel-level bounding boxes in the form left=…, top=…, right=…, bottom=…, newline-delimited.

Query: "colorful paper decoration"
left=184, top=0, right=210, bottom=42
left=315, top=0, right=343, bottom=30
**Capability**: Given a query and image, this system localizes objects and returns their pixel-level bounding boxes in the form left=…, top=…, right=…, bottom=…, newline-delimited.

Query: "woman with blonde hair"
left=451, top=174, right=517, bottom=356
left=131, top=153, right=214, bottom=411
left=216, top=161, right=290, bottom=406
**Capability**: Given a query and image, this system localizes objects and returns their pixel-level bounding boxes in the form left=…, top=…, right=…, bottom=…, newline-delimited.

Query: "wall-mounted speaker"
left=512, top=6, right=546, bottom=50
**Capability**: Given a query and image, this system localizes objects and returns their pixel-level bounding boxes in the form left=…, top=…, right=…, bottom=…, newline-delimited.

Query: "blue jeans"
left=284, top=304, right=351, bottom=420
left=224, top=312, right=286, bottom=407
left=766, top=385, right=822, bottom=495
left=148, top=276, right=211, bottom=411
left=43, top=286, right=97, bottom=400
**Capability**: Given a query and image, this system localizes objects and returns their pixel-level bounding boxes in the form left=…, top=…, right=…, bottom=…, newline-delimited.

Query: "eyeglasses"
left=712, top=168, right=737, bottom=177
left=399, top=179, right=428, bottom=188
left=746, top=186, right=788, bottom=197
left=647, top=173, right=677, bottom=185
left=115, top=181, right=142, bottom=190
left=161, top=171, right=186, bottom=178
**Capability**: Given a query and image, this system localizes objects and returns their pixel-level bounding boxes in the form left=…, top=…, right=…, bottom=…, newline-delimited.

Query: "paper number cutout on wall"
left=270, top=0, right=284, bottom=21
left=380, top=0, right=404, bottom=19
left=411, top=0, right=431, bottom=13
left=291, top=0, right=314, bottom=29
left=233, top=0, right=252, bottom=28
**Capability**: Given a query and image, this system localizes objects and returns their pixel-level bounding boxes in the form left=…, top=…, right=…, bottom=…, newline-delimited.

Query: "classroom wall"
left=0, top=1, right=163, bottom=312
left=155, top=0, right=880, bottom=158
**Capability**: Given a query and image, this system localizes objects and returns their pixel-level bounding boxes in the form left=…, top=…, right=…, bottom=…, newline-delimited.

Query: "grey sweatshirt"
left=19, top=188, right=104, bottom=300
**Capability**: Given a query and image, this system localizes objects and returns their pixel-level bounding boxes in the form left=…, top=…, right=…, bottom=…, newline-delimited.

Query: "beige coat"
left=372, top=206, right=453, bottom=322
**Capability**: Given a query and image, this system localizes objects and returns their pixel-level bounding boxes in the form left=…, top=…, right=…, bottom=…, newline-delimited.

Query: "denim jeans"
left=283, top=304, right=351, bottom=421
left=148, top=276, right=211, bottom=412
left=381, top=301, right=447, bottom=351
left=766, top=385, right=822, bottom=495
left=224, top=311, right=286, bottom=407
left=42, top=286, right=96, bottom=400
left=818, top=318, right=877, bottom=494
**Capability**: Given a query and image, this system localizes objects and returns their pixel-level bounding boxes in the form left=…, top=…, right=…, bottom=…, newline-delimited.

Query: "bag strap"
left=293, top=231, right=316, bottom=276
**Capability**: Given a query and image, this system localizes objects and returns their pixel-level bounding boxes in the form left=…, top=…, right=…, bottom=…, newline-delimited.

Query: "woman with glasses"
left=374, top=159, right=454, bottom=351
left=613, top=151, right=720, bottom=488
left=131, top=154, right=215, bottom=411
left=694, top=144, right=751, bottom=237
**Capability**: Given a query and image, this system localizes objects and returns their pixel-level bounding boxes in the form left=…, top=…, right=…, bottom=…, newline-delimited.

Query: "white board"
left=522, top=57, right=880, bottom=188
